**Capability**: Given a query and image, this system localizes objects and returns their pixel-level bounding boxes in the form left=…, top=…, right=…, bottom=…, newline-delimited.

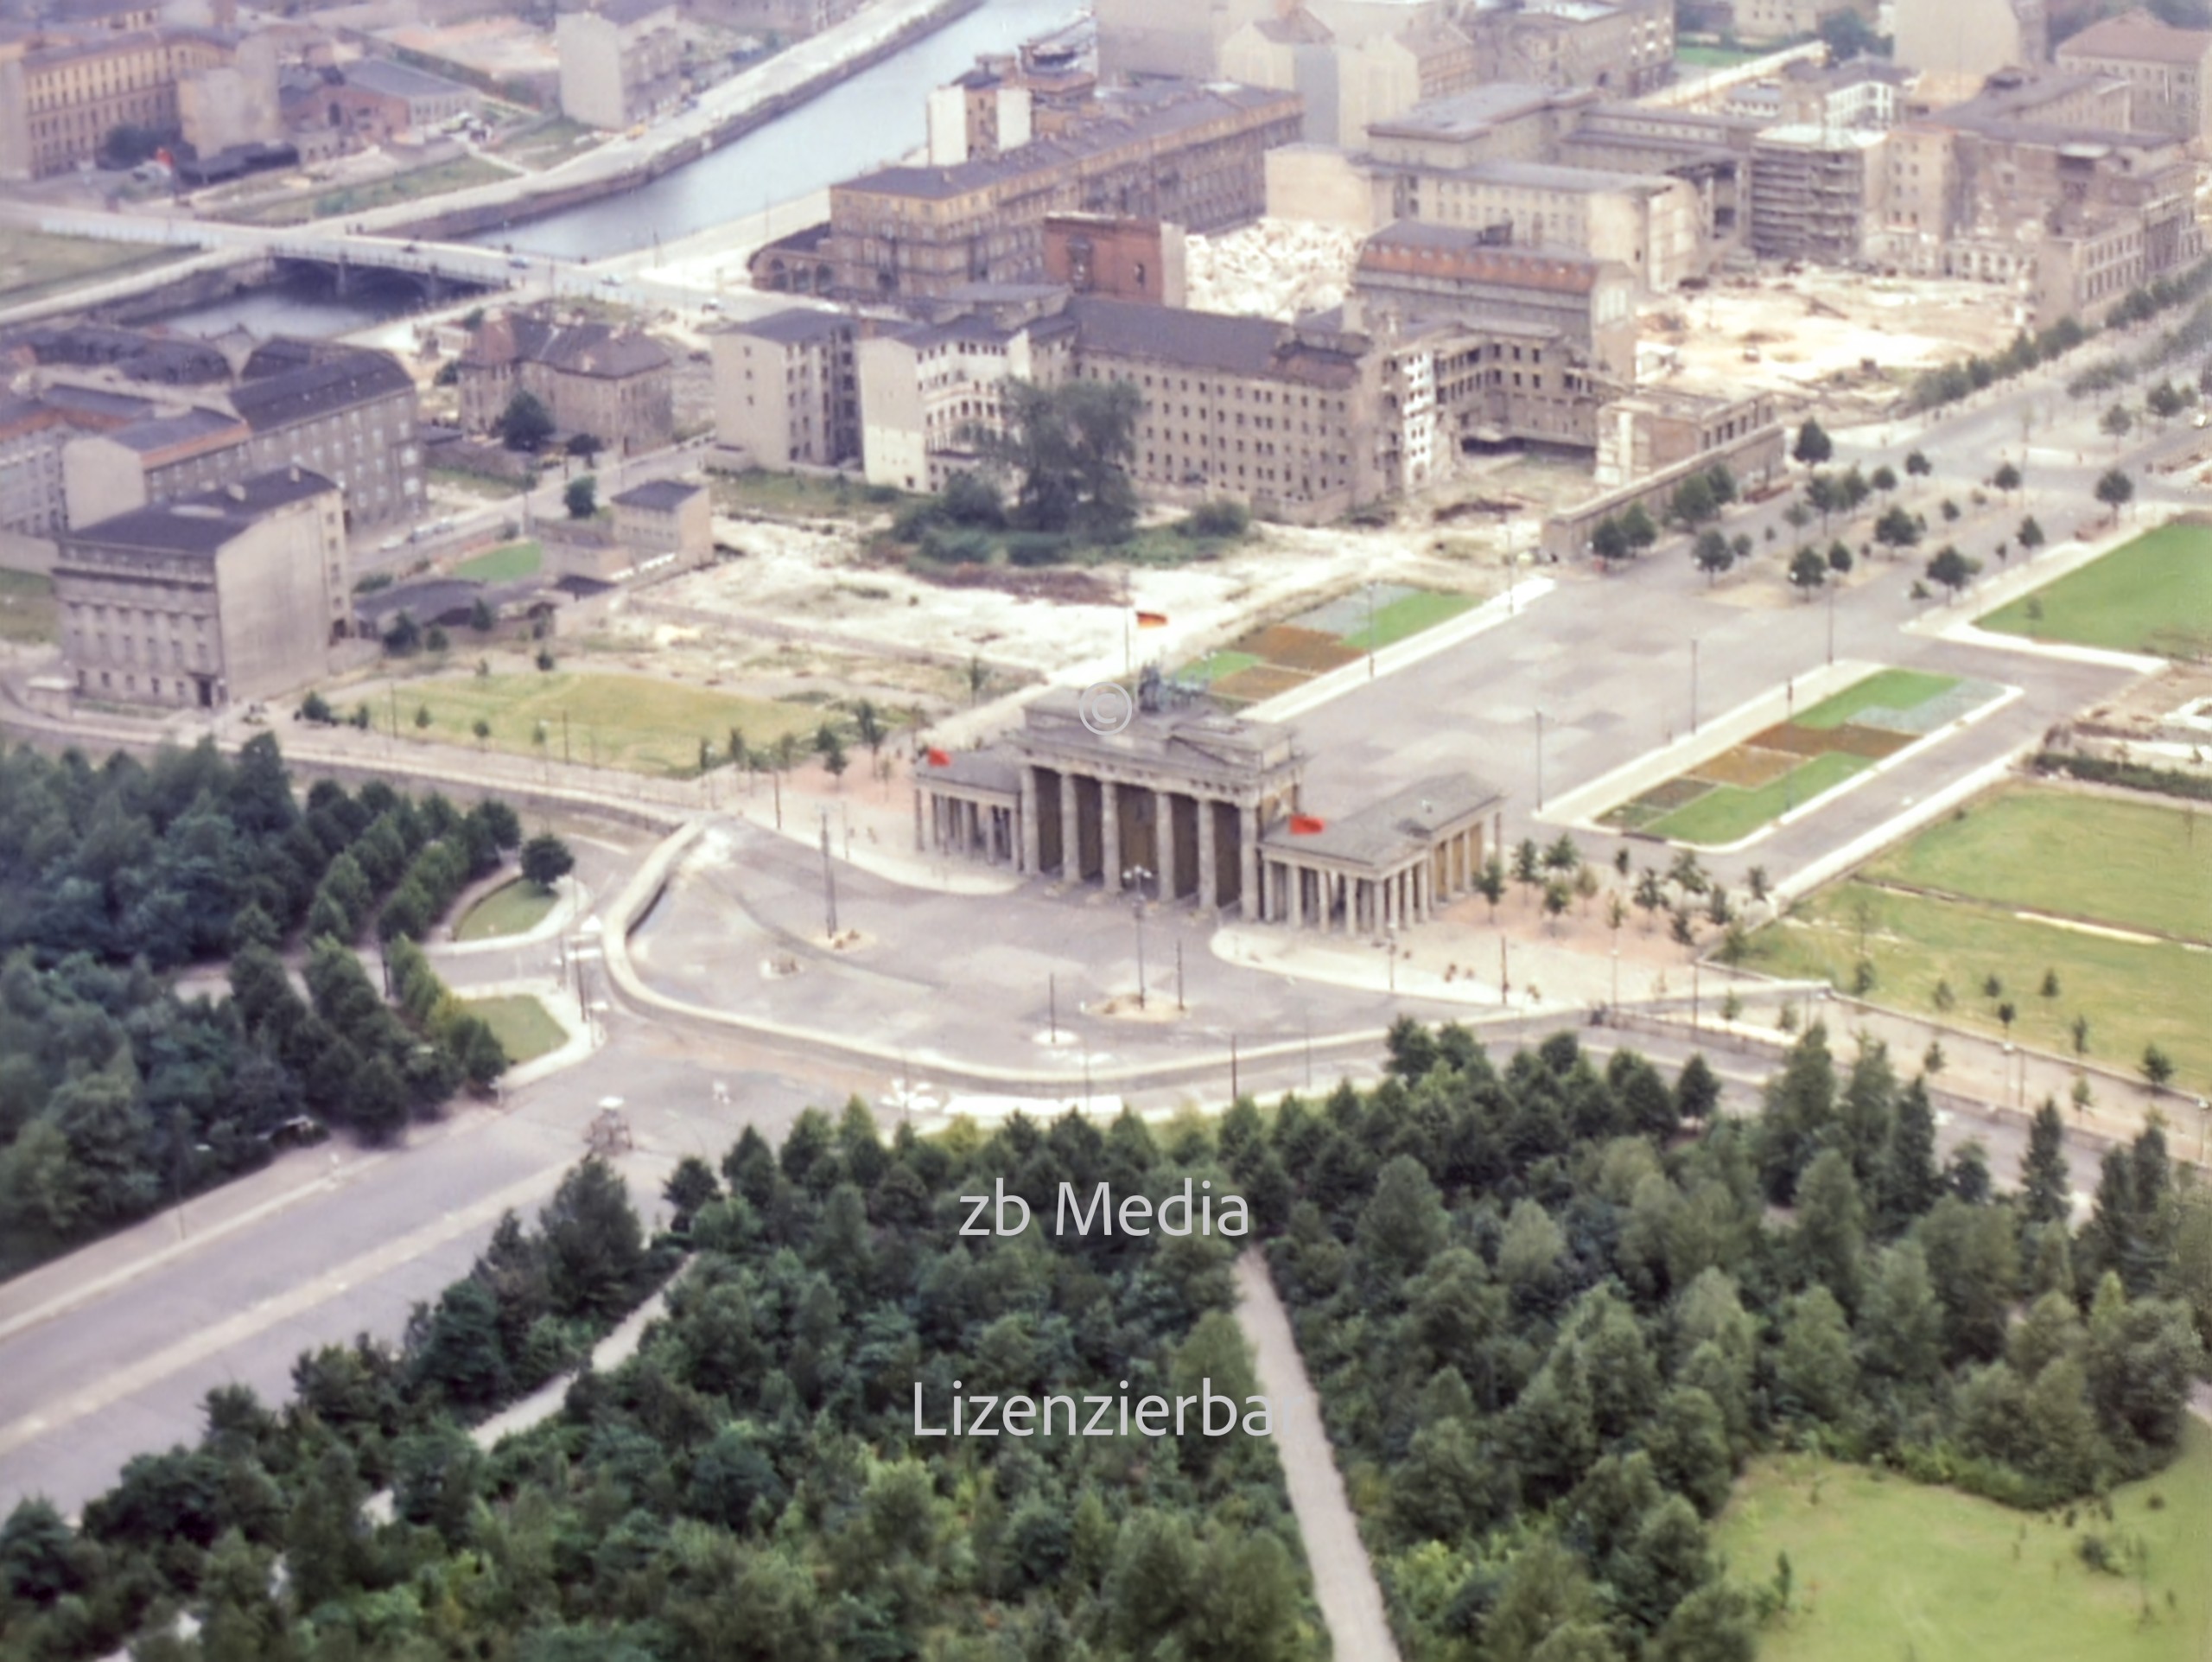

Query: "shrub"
left=1178, top=500, right=1250, bottom=538
left=1005, top=532, right=1073, bottom=567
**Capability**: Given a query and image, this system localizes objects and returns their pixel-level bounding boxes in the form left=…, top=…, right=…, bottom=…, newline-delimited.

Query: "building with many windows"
left=556, top=0, right=684, bottom=131
left=711, top=309, right=862, bottom=469
left=787, top=80, right=1301, bottom=302
left=0, top=14, right=251, bottom=181
left=2056, top=9, right=2212, bottom=145
left=457, top=312, right=675, bottom=455
left=54, top=467, right=345, bottom=709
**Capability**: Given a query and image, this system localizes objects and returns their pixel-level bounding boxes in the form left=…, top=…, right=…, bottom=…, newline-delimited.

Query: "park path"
left=1234, top=1249, right=1404, bottom=1662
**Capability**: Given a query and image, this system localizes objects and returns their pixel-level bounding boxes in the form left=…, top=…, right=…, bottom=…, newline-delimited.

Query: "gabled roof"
left=1067, top=296, right=1366, bottom=387
left=227, top=348, right=413, bottom=430
left=340, top=55, right=473, bottom=102
left=2057, top=8, right=2212, bottom=65
left=463, top=315, right=670, bottom=379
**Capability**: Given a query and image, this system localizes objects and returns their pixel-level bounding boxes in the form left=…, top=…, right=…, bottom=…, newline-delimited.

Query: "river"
left=154, top=0, right=1077, bottom=336
left=491, top=0, right=1080, bottom=260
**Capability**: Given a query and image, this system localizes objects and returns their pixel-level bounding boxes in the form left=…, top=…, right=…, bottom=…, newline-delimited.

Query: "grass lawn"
left=225, top=156, right=509, bottom=226
left=715, top=469, right=916, bottom=523
left=0, top=230, right=184, bottom=308
left=1184, top=650, right=1262, bottom=685
left=1649, top=750, right=1872, bottom=845
left=489, top=116, right=601, bottom=169
left=1339, top=589, right=1478, bottom=652
left=452, top=541, right=542, bottom=583
left=1744, top=880, right=2212, bottom=1085
left=431, top=468, right=528, bottom=502
left=1979, top=520, right=2212, bottom=658
left=1867, top=786, right=2212, bottom=943
left=1716, top=1420, right=2212, bottom=1662
left=464, top=994, right=567, bottom=1066
left=401, top=669, right=820, bottom=776
left=1796, top=668, right=1961, bottom=729
left=0, top=571, right=58, bottom=645
left=454, top=879, right=557, bottom=942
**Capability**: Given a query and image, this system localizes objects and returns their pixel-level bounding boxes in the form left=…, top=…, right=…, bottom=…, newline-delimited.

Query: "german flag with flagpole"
left=1135, top=610, right=1168, bottom=628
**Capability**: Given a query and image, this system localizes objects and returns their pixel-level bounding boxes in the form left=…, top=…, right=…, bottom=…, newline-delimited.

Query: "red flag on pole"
left=1290, top=814, right=1326, bottom=834
left=1135, top=610, right=1168, bottom=628
left=925, top=748, right=951, bottom=767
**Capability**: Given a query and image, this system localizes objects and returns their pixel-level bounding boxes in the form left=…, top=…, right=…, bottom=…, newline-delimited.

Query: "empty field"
left=1716, top=1422, right=2212, bottom=1662
left=454, top=879, right=557, bottom=942
left=1866, top=786, right=2212, bottom=943
left=400, top=670, right=821, bottom=776
left=1979, top=520, right=2212, bottom=659
left=0, top=571, right=57, bottom=646
left=0, top=230, right=184, bottom=308
left=464, top=994, right=566, bottom=1066
left=452, top=541, right=543, bottom=583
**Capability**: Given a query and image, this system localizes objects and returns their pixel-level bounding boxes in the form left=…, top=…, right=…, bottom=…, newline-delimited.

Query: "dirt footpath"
left=1235, top=1249, right=1404, bottom=1662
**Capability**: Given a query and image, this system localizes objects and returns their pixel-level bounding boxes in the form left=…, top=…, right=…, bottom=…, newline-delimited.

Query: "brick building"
left=54, top=468, right=344, bottom=709
left=1349, top=221, right=1637, bottom=380
left=1041, top=214, right=1187, bottom=306
left=305, top=56, right=478, bottom=145
left=457, top=312, right=676, bottom=455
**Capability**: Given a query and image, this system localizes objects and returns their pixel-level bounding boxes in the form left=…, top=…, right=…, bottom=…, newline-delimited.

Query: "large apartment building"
left=0, top=10, right=251, bottom=181
left=457, top=312, right=676, bottom=455
left=556, top=0, right=685, bottom=131
left=17, top=331, right=423, bottom=533
left=2056, top=9, right=2212, bottom=145
left=1877, top=72, right=2202, bottom=319
left=712, top=309, right=863, bottom=470
left=54, top=468, right=345, bottom=710
left=799, top=81, right=1302, bottom=302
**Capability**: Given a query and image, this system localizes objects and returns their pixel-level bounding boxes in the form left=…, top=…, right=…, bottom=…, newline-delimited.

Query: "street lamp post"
left=1124, top=866, right=1153, bottom=1009
left=1690, top=638, right=1700, bottom=735
left=1534, top=708, right=1546, bottom=812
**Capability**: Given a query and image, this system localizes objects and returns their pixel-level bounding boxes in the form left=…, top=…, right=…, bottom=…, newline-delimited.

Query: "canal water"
left=489, top=0, right=1079, bottom=260
left=151, top=0, right=1077, bottom=336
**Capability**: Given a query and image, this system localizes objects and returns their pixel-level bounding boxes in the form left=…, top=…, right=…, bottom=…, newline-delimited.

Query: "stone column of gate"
left=912, top=786, right=925, bottom=851
left=1155, top=788, right=1177, bottom=901
left=1239, top=805, right=1261, bottom=920
left=1102, top=779, right=1121, bottom=890
left=1059, top=772, right=1080, bottom=879
left=1197, top=798, right=1218, bottom=910
left=1019, top=767, right=1039, bottom=874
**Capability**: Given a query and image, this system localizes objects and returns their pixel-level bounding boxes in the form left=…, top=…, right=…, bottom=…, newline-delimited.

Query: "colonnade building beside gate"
left=914, top=687, right=1501, bottom=928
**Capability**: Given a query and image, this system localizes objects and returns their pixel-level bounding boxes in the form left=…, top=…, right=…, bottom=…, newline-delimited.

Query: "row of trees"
left=1, top=1103, right=1320, bottom=1661
left=5, top=1022, right=2208, bottom=1659
left=1267, top=1021, right=2209, bottom=1659
left=0, top=740, right=518, bottom=1268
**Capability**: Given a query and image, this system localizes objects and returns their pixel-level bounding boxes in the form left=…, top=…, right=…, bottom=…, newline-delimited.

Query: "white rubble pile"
left=1184, top=220, right=1363, bottom=322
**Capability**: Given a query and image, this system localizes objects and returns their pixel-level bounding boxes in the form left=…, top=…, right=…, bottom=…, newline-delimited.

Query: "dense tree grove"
left=1, top=1109, right=1323, bottom=1662
left=1260, top=1020, right=2207, bottom=1661
left=3, top=1021, right=2207, bottom=1660
left=0, top=740, right=517, bottom=1271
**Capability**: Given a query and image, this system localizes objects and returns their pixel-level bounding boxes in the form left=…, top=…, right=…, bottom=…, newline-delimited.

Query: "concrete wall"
left=63, top=436, right=152, bottom=530
left=213, top=487, right=341, bottom=704
left=1267, top=144, right=1389, bottom=232
left=556, top=11, right=630, bottom=130
left=858, top=334, right=929, bottom=491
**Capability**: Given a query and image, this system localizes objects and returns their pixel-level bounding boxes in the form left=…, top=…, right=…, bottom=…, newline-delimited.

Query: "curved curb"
left=598, top=824, right=1446, bottom=1092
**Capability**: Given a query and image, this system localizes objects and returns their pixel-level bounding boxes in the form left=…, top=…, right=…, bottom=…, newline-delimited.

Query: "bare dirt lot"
left=1643, top=269, right=2026, bottom=414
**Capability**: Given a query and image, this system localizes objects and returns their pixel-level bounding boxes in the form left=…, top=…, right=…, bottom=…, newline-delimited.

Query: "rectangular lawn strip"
left=1337, top=589, right=1478, bottom=652
left=1865, top=784, right=2212, bottom=944
left=1744, top=879, right=2212, bottom=1084
left=454, top=879, right=557, bottom=942
left=1795, top=668, right=1960, bottom=729
left=1714, top=1421, right=2212, bottom=1662
left=463, top=994, right=567, bottom=1066
left=1181, top=649, right=1262, bottom=685
left=1686, top=745, right=1801, bottom=788
left=400, top=670, right=820, bottom=776
left=1649, top=750, right=1872, bottom=845
left=1979, top=519, right=2212, bottom=656
left=1210, top=663, right=1313, bottom=704
left=452, top=540, right=542, bottom=583
left=0, top=570, right=58, bottom=645
left=0, top=230, right=185, bottom=306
